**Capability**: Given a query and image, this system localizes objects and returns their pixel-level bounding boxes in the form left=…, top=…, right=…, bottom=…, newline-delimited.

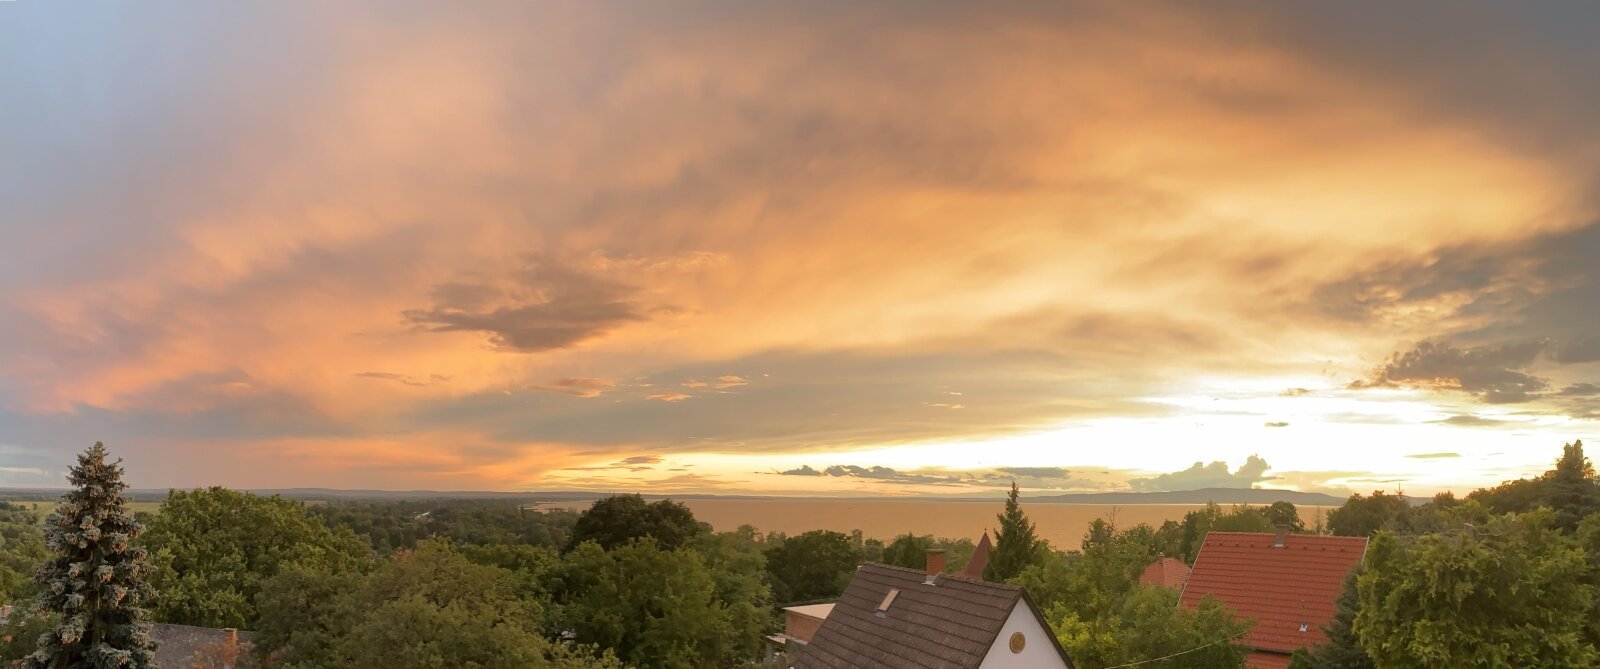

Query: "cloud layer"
left=0, top=1, right=1596, bottom=492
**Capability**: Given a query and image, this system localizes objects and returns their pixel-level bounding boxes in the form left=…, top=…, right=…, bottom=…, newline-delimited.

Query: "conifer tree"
left=983, top=482, right=1041, bottom=582
left=26, top=442, right=157, bottom=669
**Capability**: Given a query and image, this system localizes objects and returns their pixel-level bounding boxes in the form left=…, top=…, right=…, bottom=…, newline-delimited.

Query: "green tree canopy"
left=255, top=540, right=618, bottom=669
left=1327, top=492, right=1411, bottom=537
left=764, top=530, right=860, bottom=604
left=0, top=502, right=47, bottom=604
left=25, top=442, right=158, bottom=669
left=1470, top=440, right=1600, bottom=531
left=564, top=495, right=702, bottom=552
left=985, top=483, right=1043, bottom=581
left=1355, top=510, right=1599, bottom=668
left=557, top=538, right=757, bottom=669
left=140, top=487, right=369, bottom=628
left=1051, top=586, right=1251, bottom=669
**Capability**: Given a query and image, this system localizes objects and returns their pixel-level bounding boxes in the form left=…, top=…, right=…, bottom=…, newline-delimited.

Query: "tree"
left=984, top=483, right=1042, bottom=582
left=880, top=534, right=935, bottom=570
left=25, top=442, right=158, bottom=669
left=255, top=540, right=618, bottom=669
left=1287, top=571, right=1374, bottom=669
left=764, top=530, right=859, bottom=604
left=1327, top=492, right=1409, bottom=537
left=558, top=539, right=750, bottom=669
left=1471, top=440, right=1600, bottom=532
left=1050, top=586, right=1251, bottom=669
left=0, top=502, right=48, bottom=603
left=1355, top=510, right=1598, bottom=668
left=564, top=495, right=702, bottom=552
left=1266, top=501, right=1305, bottom=532
left=140, top=487, right=369, bottom=628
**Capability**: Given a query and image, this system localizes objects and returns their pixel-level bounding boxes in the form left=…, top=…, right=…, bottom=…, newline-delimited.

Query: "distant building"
left=961, top=531, right=993, bottom=580
left=1138, top=555, right=1190, bottom=590
left=795, top=554, right=1074, bottom=669
left=1180, top=528, right=1368, bottom=669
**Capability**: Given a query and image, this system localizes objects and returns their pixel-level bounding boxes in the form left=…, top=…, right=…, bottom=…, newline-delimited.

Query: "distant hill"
left=1026, top=487, right=1346, bottom=506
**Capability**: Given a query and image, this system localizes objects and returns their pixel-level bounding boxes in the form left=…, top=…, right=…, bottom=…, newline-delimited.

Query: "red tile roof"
left=961, top=532, right=992, bottom=579
left=1247, top=650, right=1293, bottom=669
left=1138, top=556, right=1190, bottom=589
left=1179, top=532, right=1367, bottom=655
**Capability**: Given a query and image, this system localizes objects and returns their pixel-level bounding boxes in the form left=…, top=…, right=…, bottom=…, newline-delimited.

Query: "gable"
left=798, top=563, right=1072, bottom=669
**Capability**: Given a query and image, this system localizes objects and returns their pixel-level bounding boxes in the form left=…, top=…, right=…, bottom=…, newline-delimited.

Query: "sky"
left=1, top=1, right=1597, bottom=497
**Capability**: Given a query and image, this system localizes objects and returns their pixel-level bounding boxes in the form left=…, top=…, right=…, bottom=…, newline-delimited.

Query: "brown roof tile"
left=960, top=533, right=992, bottom=580
left=1138, top=556, right=1190, bottom=589
left=1179, top=532, right=1367, bottom=655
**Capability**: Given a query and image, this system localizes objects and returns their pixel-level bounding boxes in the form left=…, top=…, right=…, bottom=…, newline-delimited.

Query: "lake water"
left=540, top=498, right=1334, bottom=548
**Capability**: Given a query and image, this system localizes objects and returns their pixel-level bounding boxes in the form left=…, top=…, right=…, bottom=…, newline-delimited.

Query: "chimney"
left=1273, top=523, right=1290, bottom=548
left=925, top=549, right=947, bottom=577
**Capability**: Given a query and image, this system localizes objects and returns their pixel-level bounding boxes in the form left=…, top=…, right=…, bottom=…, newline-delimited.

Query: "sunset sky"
left=2, top=2, right=1597, bottom=496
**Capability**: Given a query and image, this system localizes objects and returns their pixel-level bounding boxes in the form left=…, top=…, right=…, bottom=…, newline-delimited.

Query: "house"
left=961, top=532, right=993, bottom=580
left=796, top=554, right=1074, bottom=669
left=1179, top=528, right=1367, bottom=669
left=1138, top=555, right=1189, bottom=590
left=769, top=602, right=835, bottom=650
left=150, top=623, right=255, bottom=669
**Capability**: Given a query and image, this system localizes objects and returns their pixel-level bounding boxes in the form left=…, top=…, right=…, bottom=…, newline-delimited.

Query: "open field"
left=1, top=499, right=164, bottom=523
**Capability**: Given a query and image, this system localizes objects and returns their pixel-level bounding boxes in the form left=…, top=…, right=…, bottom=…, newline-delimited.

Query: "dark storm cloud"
left=1128, top=455, right=1272, bottom=492
left=1352, top=340, right=1550, bottom=404
left=405, top=256, right=659, bottom=353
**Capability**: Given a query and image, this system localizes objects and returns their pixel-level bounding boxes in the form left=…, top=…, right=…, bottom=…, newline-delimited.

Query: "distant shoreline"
left=0, top=485, right=1347, bottom=506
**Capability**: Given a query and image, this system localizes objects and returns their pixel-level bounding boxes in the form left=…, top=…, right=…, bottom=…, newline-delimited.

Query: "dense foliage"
left=141, top=487, right=370, bottom=628
left=880, top=533, right=977, bottom=572
left=764, top=529, right=860, bottom=604
left=0, top=502, right=47, bottom=604
left=26, top=443, right=158, bottom=669
left=564, top=495, right=702, bottom=552
left=254, top=540, right=619, bottom=669
left=308, top=499, right=579, bottom=552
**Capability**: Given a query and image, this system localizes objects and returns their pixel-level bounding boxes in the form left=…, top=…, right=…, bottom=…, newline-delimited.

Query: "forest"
left=0, top=440, right=1596, bottom=669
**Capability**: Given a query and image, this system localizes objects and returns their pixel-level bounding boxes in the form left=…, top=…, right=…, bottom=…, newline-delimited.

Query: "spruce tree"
left=983, top=482, right=1041, bottom=582
left=27, top=443, right=157, bottom=669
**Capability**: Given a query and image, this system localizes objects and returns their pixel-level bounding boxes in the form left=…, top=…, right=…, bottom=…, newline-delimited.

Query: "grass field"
left=2, top=499, right=164, bottom=523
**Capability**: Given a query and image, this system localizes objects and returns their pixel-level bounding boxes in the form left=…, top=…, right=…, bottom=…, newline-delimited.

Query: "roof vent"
left=923, top=572, right=940, bottom=586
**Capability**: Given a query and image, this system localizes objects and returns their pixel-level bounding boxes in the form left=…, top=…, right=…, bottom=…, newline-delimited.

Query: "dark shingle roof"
left=151, top=623, right=255, bottom=668
left=1179, top=532, right=1367, bottom=655
left=796, top=563, right=1071, bottom=669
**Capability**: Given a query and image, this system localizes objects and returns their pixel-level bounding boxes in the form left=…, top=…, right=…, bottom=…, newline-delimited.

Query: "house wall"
left=785, top=612, right=825, bottom=643
left=978, top=601, right=1070, bottom=669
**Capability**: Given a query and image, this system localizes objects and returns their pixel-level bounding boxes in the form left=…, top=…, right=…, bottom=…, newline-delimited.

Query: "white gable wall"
left=978, top=600, right=1071, bottom=669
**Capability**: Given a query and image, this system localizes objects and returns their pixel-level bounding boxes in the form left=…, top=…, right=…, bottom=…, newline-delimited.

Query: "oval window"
left=1009, top=632, right=1025, bottom=653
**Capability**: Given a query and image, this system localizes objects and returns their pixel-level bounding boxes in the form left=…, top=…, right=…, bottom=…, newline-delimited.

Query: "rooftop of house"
left=785, top=603, right=836, bottom=620
left=1179, top=531, right=1368, bottom=658
left=151, top=623, right=255, bottom=669
left=795, top=562, right=1071, bottom=669
left=960, top=531, right=992, bottom=580
left=1138, top=556, right=1191, bottom=590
